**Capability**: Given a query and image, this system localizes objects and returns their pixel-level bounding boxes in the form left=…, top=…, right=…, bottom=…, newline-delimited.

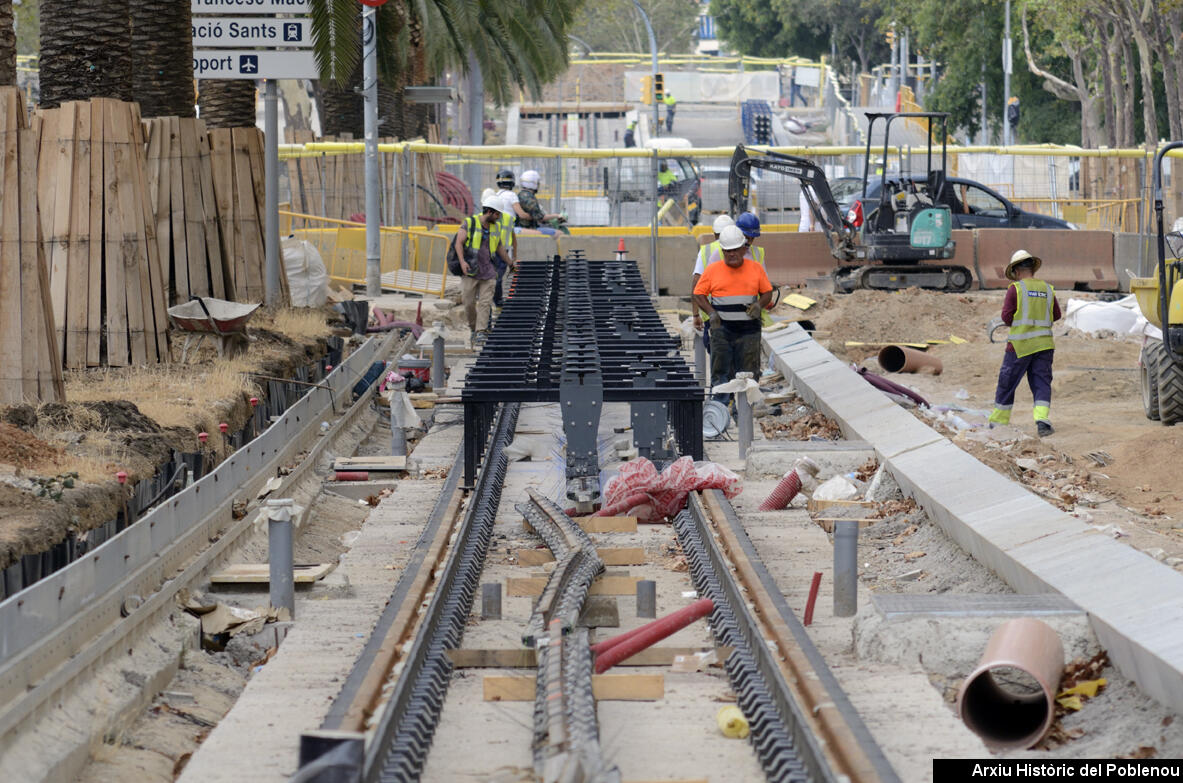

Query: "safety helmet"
left=735, top=211, right=761, bottom=238
left=1005, top=249, right=1041, bottom=281
left=481, top=188, right=497, bottom=203
left=718, top=225, right=747, bottom=251
left=495, top=168, right=515, bottom=189
left=520, top=170, right=540, bottom=190
left=481, top=195, right=508, bottom=214
left=712, top=214, right=735, bottom=234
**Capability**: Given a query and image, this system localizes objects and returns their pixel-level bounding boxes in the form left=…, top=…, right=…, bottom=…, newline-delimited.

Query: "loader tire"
left=1158, top=344, right=1183, bottom=426
left=1142, top=340, right=1162, bottom=421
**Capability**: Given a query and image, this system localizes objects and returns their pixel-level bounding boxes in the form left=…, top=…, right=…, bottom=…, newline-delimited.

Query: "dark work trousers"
left=665, top=107, right=675, bottom=132
left=992, top=349, right=1054, bottom=419
left=709, top=326, right=760, bottom=404
left=493, top=257, right=508, bottom=306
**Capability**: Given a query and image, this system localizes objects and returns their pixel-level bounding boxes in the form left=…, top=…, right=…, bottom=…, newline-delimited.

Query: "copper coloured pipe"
left=957, top=618, right=1064, bottom=750
left=878, top=344, right=943, bottom=375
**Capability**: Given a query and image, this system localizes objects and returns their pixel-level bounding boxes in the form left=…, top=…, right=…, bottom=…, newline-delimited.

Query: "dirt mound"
left=0, top=422, right=62, bottom=471
left=0, top=484, right=72, bottom=570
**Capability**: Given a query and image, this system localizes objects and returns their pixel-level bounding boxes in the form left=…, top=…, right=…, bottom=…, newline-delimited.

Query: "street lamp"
left=630, top=0, right=659, bottom=137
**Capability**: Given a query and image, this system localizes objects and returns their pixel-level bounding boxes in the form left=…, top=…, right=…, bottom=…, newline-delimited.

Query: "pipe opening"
left=878, top=345, right=908, bottom=373
left=960, top=664, right=1052, bottom=748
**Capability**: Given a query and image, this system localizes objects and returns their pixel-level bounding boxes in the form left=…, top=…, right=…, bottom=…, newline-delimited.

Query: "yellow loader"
left=1132, top=143, right=1183, bottom=425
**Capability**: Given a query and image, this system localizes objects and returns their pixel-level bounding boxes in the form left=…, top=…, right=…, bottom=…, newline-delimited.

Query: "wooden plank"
left=516, top=547, right=647, bottom=567
left=179, top=117, right=209, bottom=297
left=144, top=118, right=170, bottom=299
left=483, top=673, right=664, bottom=702
left=108, top=102, right=147, bottom=365
left=245, top=129, right=286, bottom=303
left=209, top=563, right=334, bottom=584
left=86, top=99, right=103, bottom=365
left=505, top=575, right=640, bottom=597
left=65, top=102, right=91, bottom=369
left=333, top=456, right=407, bottom=471
left=130, top=106, right=168, bottom=361
left=448, top=646, right=731, bottom=669
left=19, top=111, right=45, bottom=399
left=46, top=105, right=74, bottom=359
left=284, top=128, right=303, bottom=213
left=807, top=498, right=875, bottom=513
left=232, top=128, right=263, bottom=301
left=25, top=114, right=65, bottom=401
left=169, top=116, right=189, bottom=302
left=207, top=129, right=239, bottom=301
left=100, top=100, right=130, bottom=365
left=0, top=88, right=23, bottom=403
left=195, top=121, right=226, bottom=299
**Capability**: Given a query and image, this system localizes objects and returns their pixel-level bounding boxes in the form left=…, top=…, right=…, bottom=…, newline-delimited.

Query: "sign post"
left=191, top=0, right=319, bottom=307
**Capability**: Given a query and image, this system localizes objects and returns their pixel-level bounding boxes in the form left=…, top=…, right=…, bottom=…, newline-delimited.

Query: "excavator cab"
left=1131, top=141, right=1183, bottom=424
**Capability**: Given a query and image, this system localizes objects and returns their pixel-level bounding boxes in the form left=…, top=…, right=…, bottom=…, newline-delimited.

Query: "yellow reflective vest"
left=1007, top=279, right=1055, bottom=357
left=463, top=215, right=502, bottom=255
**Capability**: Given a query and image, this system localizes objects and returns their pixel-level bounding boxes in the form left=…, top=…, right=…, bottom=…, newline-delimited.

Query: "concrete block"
left=579, top=595, right=621, bottom=628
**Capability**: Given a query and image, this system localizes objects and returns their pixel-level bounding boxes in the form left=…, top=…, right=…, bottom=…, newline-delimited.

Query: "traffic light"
left=654, top=73, right=665, bottom=102
left=754, top=114, right=771, bottom=145
left=885, top=28, right=896, bottom=47
left=640, top=75, right=653, bottom=105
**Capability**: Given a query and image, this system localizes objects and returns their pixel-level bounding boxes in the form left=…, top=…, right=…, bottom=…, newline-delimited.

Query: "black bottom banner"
left=934, top=759, right=1183, bottom=781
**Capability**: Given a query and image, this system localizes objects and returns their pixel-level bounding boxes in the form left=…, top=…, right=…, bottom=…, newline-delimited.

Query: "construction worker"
left=988, top=250, right=1062, bottom=436
left=693, top=212, right=769, bottom=322
left=495, top=169, right=532, bottom=225
left=798, top=186, right=822, bottom=232
left=482, top=188, right=516, bottom=307
left=693, top=225, right=773, bottom=403
left=454, top=195, right=513, bottom=345
left=663, top=92, right=676, bottom=132
left=623, top=120, right=636, bottom=148
left=516, top=170, right=566, bottom=231
left=657, top=162, right=677, bottom=195
left=692, top=214, right=735, bottom=325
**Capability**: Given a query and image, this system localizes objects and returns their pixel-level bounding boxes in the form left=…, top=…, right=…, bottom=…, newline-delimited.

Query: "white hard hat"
left=712, top=214, right=735, bottom=234
left=481, top=195, right=508, bottom=214
left=520, top=170, right=540, bottom=189
left=718, top=225, right=746, bottom=251
left=481, top=188, right=497, bottom=202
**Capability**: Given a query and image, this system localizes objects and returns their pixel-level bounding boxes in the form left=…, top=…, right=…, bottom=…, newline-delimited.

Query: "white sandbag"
left=281, top=236, right=330, bottom=307
left=1062, top=297, right=1141, bottom=335
left=812, top=475, right=860, bottom=501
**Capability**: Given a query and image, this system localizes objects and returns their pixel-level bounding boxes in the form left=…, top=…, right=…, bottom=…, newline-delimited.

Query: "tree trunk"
left=130, top=0, right=194, bottom=118
left=320, top=68, right=362, bottom=137
left=1095, top=18, right=1118, bottom=147
left=1152, top=10, right=1182, bottom=140
left=198, top=80, right=257, bottom=128
left=1124, top=0, right=1158, bottom=145
left=40, top=0, right=132, bottom=107
left=0, top=0, right=15, bottom=87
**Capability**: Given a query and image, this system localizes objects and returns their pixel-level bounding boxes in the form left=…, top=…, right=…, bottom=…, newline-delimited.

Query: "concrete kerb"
left=763, top=326, right=1183, bottom=715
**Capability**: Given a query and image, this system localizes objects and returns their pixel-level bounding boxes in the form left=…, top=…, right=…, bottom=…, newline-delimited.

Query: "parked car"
left=839, top=175, right=1075, bottom=230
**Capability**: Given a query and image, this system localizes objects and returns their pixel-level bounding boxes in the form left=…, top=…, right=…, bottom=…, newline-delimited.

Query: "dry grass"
left=256, top=307, right=334, bottom=342
left=65, top=364, right=259, bottom=431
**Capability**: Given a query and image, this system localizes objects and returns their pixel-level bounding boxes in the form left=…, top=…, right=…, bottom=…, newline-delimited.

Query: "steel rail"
left=0, top=331, right=406, bottom=763
left=365, top=402, right=521, bottom=783
left=675, top=492, right=901, bottom=783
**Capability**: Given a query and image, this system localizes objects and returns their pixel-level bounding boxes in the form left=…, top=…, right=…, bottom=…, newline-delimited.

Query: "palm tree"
left=0, top=0, right=15, bottom=87
left=130, top=0, right=194, bottom=118
left=40, top=0, right=132, bottom=107
left=198, top=80, right=258, bottom=128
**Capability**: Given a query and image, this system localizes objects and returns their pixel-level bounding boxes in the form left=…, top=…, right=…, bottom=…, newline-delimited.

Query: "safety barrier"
left=281, top=211, right=453, bottom=298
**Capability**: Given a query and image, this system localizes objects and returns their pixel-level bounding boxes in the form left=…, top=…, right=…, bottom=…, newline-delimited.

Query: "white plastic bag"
left=812, top=475, right=860, bottom=501
left=281, top=236, right=330, bottom=307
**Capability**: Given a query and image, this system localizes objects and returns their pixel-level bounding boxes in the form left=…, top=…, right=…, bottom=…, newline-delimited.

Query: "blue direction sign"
left=193, top=49, right=318, bottom=79
left=192, top=17, right=312, bottom=47
left=191, top=0, right=311, bottom=14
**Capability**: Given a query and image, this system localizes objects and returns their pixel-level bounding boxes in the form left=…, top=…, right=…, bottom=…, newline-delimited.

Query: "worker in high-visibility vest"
left=663, top=92, right=676, bottom=133
left=988, top=250, right=1062, bottom=436
left=694, top=212, right=771, bottom=328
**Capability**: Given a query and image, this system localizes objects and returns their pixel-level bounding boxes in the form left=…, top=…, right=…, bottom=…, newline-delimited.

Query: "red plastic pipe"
left=592, top=598, right=715, bottom=674
left=334, top=471, right=370, bottom=481
left=803, top=572, right=823, bottom=626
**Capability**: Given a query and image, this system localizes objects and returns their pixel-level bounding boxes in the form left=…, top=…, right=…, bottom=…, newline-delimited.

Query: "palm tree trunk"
left=198, top=80, right=257, bottom=128
left=320, top=68, right=362, bottom=137
left=0, top=0, right=15, bottom=87
left=130, top=0, right=193, bottom=118
left=40, top=0, right=132, bottom=107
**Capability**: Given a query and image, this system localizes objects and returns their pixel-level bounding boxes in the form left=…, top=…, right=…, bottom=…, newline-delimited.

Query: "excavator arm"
left=727, top=145, right=857, bottom=261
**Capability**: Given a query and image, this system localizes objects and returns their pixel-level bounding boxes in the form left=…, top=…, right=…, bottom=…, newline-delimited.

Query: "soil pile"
left=0, top=422, right=62, bottom=471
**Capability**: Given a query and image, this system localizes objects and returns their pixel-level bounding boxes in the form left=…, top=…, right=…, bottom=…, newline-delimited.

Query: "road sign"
left=191, top=0, right=311, bottom=14
left=192, top=17, right=311, bottom=48
left=193, top=49, right=318, bottom=79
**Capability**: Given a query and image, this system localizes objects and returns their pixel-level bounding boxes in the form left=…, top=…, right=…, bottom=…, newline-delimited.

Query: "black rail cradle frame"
left=460, top=253, right=703, bottom=496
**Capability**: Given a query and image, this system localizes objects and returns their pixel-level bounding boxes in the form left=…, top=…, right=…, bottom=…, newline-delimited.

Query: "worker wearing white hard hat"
left=454, top=196, right=514, bottom=344
left=516, top=169, right=565, bottom=230
left=693, top=225, right=773, bottom=403
left=988, top=249, right=1062, bottom=436
left=691, top=214, right=736, bottom=331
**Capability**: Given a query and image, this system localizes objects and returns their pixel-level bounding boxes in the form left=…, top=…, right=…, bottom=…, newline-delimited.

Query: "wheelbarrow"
left=167, top=296, right=261, bottom=362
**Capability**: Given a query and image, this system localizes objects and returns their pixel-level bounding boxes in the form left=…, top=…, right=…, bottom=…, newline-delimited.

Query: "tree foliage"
left=709, top=0, right=829, bottom=60
left=570, top=0, right=701, bottom=55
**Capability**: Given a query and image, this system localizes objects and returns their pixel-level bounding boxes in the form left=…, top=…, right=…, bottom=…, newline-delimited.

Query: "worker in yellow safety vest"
left=987, top=249, right=1062, bottom=437
left=664, top=92, right=676, bottom=132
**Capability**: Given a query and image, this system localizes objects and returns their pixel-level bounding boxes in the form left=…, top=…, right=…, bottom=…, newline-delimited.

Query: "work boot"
left=1036, top=420, right=1054, bottom=437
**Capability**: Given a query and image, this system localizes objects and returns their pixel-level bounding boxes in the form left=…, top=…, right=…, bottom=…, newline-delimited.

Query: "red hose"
left=803, top=572, right=823, bottom=626
left=758, top=470, right=803, bottom=511
left=592, top=598, right=715, bottom=674
left=335, top=471, right=370, bottom=481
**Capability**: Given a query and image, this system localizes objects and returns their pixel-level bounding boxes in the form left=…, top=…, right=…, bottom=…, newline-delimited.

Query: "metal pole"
left=833, top=520, right=858, bottom=617
left=1003, top=0, right=1012, bottom=147
left=431, top=321, right=446, bottom=390
left=481, top=583, right=502, bottom=621
left=390, top=393, right=407, bottom=457
left=363, top=5, right=381, bottom=296
left=631, top=0, right=659, bottom=137
left=466, top=52, right=484, bottom=207
left=264, top=80, right=281, bottom=306
left=636, top=580, right=657, bottom=618
left=267, top=499, right=295, bottom=618
left=650, top=148, right=659, bottom=295
left=694, top=329, right=707, bottom=387
left=735, top=371, right=753, bottom=459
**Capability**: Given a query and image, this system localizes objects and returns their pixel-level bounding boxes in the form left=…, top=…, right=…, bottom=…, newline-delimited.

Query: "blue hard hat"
left=736, top=212, right=761, bottom=238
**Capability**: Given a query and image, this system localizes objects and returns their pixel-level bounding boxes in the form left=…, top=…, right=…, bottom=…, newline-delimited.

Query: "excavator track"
left=833, top=264, right=974, bottom=294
